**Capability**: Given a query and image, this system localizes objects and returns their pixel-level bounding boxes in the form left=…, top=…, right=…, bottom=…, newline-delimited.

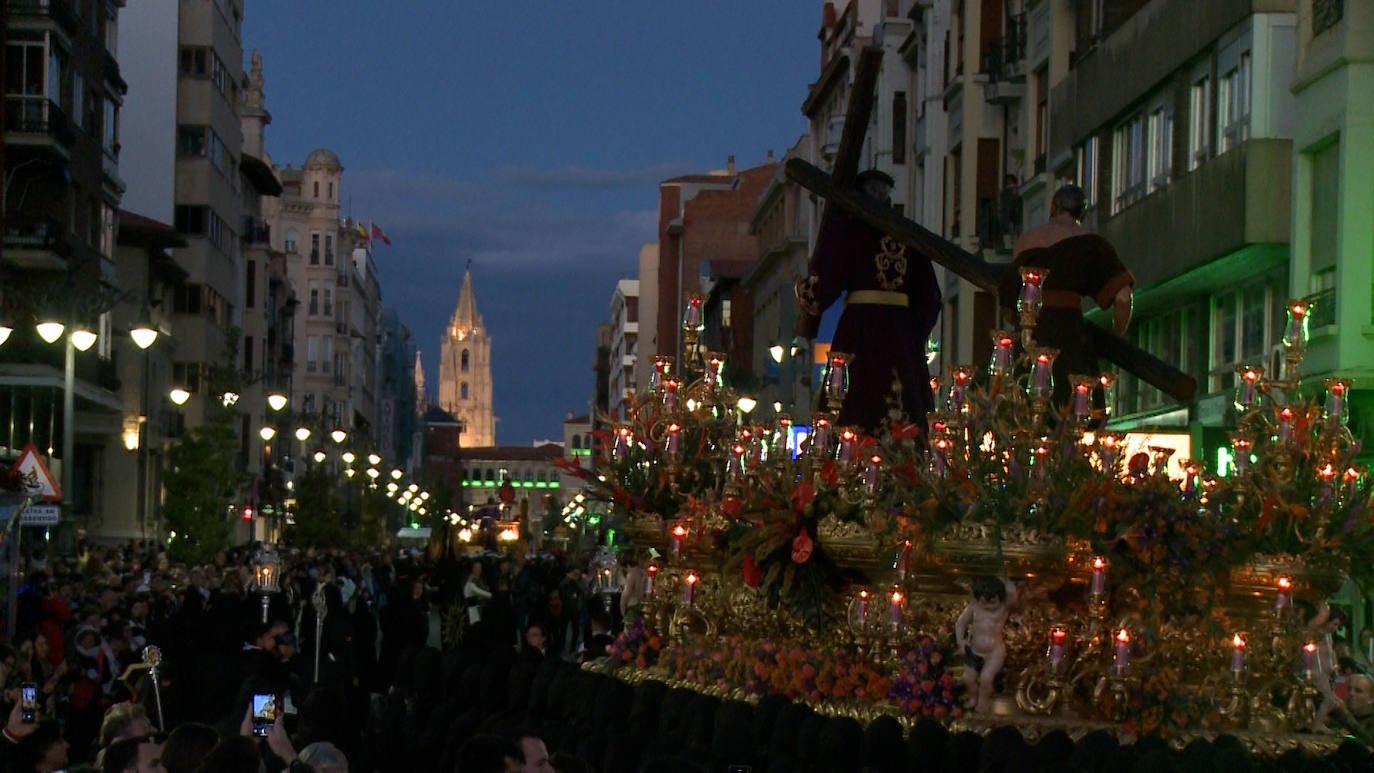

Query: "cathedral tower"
left=438, top=267, right=495, bottom=447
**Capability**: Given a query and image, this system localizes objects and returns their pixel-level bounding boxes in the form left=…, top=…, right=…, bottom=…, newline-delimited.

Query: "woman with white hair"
left=298, top=740, right=348, bottom=772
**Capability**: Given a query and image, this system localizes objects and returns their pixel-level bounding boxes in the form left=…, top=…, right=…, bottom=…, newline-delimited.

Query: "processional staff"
left=312, top=583, right=328, bottom=684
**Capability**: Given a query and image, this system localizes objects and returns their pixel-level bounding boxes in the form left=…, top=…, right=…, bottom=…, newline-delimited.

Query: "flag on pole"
left=371, top=223, right=392, bottom=246
left=355, top=221, right=369, bottom=240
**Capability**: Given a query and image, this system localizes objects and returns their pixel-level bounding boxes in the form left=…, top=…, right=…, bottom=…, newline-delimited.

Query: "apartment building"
left=608, top=279, right=638, bottom=420
left=1, top=0, right=129, bottom=539
left=1288, top=0, right=1374, bottom=448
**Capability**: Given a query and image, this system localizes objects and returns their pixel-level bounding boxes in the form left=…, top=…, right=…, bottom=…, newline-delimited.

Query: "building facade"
left=1, top=0, right=129, bottom=540
left=438, top=267, right=495, bottom=448
left=608, top=279, right=639, bottom=419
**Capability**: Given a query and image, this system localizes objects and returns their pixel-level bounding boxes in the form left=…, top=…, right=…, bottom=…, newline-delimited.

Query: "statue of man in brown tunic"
left=997, top=184, right=1135, bottom=407
left=795, top=169, right=942, bottom=434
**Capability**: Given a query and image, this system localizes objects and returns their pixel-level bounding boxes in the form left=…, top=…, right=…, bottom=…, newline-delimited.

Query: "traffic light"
left=242, top=505, right=254, bottom=521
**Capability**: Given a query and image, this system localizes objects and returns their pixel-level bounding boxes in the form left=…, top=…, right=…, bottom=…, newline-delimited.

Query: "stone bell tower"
left=438, top=266, right=495, bottom=447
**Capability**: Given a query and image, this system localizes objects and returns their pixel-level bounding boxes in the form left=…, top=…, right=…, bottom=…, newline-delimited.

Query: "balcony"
left=241, top=216, right=271, bottom=246
left=4, top=96, right=76, bottom=158
left=1099, top=138, right=1292, bottom=290
left=8, top=0, right=77, bottom=36
left=983, top=14, right=1028, bottom=83
left=102, top=149, right=125, bottom=196
left=984, top=80, right=1027, bottom=105
left=2, top=213, right=73, bottom=271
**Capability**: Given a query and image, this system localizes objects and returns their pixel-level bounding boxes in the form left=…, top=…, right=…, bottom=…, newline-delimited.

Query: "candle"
left=1319, top=463, right=1337, bottom=503
left=1283, top=300, right=1309, bottom=354
left=988, top=332, right=1015, bottom=376
left=858, top=589, right=869, bottom=622
left=1029, top=349, right=1057, bottom=399
left=726, top=443, right=746, bottom=478
left=826, top=354, right=850, bottom=401
left=1231, top=436, right=1252, bottom=475
left=838, top=428, right=857, bottom=464
left=1097, top=373, right=1116, bottom=418
left=889, top=588, right=904, bottom=628
left=666, top=421, right=682, bottom=459
left=682, top=295, right=703, bottom=331
left=1303, top=641, right=1318, bottom=677
left=646, top=565, right=658, bottom=596
left=865, top=454, right=882, bottom=494
left=949, top=365, right=972, bottom=412
left=896, top=540, right=911, bottom=579
left=663, top=379, right=680, bottom=412
left=651, top=355, right=672, bottom=391
left=1114, top=628, right=1131, bottom=670
left=1231, top=634, right=1246, bottom=674
left=671, top=524, right=687, bottom=558
left=1278, top=407, right=1294, bottom=442
left=1325, top=378, right=1351, bottom=426
left=810, top=417, right=830, bottom=456
left=1071, top=376, right=1093, bottom=419
left=1235, top=365, right=1262, bottom=410
left=931, top=436, right=950, bottom=477
left=613, top=426, right=632, bottom=460
left=1276, top=576, right=1292, bottom=612
left=1018, top=267, right=1047, bottom=316
left=1090, top=557, right=1107, bottom=596
left=684, top=571, right=698, bottom=606
left=1099, top=434, right=1120, bottom=471
left=1049, top=626, right=1067, bottom=670
left=1345, top=467, right=1363, bottom=502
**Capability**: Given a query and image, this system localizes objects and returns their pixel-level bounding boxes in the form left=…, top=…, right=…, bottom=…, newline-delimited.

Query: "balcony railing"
left=3, top=213, right=73, bottom=257
left=4, top=96, right=77, bottom=148
left=983, top=14, right=1027, bottom=82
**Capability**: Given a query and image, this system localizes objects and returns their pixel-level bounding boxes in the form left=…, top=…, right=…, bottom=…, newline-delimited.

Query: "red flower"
left=819, top=461, right=840, bottom=485
left=742, top=555, right=763, bottom=587
left=722, top=496, right=744, bottom=520
left=792, top=526, right=814, bottom=564
left=791, top=482, right=816, bottom=512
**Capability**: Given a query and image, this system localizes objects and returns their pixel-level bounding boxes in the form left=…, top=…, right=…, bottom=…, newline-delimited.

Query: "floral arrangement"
left=656, top=632, right=962, bottom=717
left=607, top=616, right=663, bottom=670
left=885, top=634, right=965, bottom=719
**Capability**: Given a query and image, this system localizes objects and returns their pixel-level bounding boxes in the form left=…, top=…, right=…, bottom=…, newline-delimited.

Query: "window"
left=1075, top=136, right=1099, bottom=206
left=1112, top=113, right=1147, bottom=212
left=1147, top=108, right=1172, bottom=190
left=1218, top=52, right=1251, bottom=154
left=6, top=35, right=48, bottom=98
left=174, top=205, right=206, bottom=235
left=306, top=336, right=318, bottom=372
left=1210, top=275, right=1284, bottom=391
left=98, top=201, right=115, bottom=258
left=173, top=284, right=203, bottom=314
left=322, top=337, right=332, bottom=374
left=245, top=260, right=257, bottom=309
left=324, top=234, right=334, bottom=266
left=102, top=96, right=117, bottom=154
left=71, top=72, right=84, bottom=128
left=1188, top=75, right=1211, bottom=170
left=328, top=181, right=334, bottom=199
left=284, top=228, right=298, bottom=254
left=1129, top=309, right=1190, bottom=410
left=313, top=181, right=319, bottom=198
left=461, top=349, right=470, bottom=373
left=461, top=382, right=469, bottom=400
left=1309, top=140, right=1340, bottom=328
left=892, top=91, right=907, bottom=165
left=323, top=287, right=333, bottom=317
left=243, top=335, right=254, bottom=373
left=1034, top=68, right=1048, bottom=169
left=310, top=232, right=320, bottom=264
left=308, top=280, right=319, bottom=315
left=177, top=125, right=206, bottom=156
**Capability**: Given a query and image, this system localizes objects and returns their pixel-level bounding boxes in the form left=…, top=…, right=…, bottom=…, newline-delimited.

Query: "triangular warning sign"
left=11, top=444, right=61, bottom=502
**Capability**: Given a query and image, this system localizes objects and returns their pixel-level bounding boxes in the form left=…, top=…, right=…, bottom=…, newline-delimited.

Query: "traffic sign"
left=10, top=444, right=61, bottom=502
left=19, top=504, right=60, bottom=526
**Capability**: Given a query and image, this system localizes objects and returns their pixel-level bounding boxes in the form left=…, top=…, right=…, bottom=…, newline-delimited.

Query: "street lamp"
left=259, top=426, right=277, bottom=441
left=69, top=322, right=97, bottom=352
left=294, top=426, right=312, bottom=442
left=168, top=387, right=191, bottom=406
left=330, top=429, right=347, bottom=444
left=266, top=392, right=288, bottom=412
left=129, top=308, right=159, bottom=350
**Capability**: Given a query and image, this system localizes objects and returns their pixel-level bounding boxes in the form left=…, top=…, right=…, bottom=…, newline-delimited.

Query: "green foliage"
left=285, top=464, right=345, bottom=547
left=162, top=404, right=240, bottom=564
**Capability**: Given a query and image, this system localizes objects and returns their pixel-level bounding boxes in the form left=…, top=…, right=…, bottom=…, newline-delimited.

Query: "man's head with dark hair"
left=159, top=722, right=218, bottom=773
left=101, top=733, right=163, bottom=773
left=455, top=733, right=523, bottom=772
left=970, top=575, right=1007, bottom=603
left=1051, top=184, right=1088, bottom=220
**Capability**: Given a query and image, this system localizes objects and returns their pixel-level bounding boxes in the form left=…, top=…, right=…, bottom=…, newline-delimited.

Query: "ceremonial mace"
left=142, top=645, right=165, bottom=731
left=312, top=583, right=328, bottom=683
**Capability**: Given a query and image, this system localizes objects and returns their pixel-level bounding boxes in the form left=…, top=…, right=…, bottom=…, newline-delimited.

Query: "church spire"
left=413, top=350, right=426, bottom=412
left=450, top=263, right=482, bottom=335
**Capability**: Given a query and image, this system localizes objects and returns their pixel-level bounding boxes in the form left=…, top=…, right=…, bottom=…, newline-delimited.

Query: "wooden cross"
left=791, top=49, right=1195, bottom=403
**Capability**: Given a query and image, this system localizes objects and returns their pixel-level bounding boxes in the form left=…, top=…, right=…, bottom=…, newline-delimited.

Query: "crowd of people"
left=3, top=535, right=1373, bottom=773
left=0, top=536, right=633, bottom=772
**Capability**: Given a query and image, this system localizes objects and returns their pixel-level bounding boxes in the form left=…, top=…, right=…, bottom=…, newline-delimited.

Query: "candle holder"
left=1280, top=298, right=1311, bottom=382
left=988, top=331, right=1016, bottom=382
left=682, top=294, right=705, bottom=375
left=1027, top=347, right=1060, bottom=417
left=948, top=364, right=974, bottom=416
left=1015, top=624, right=1070, bottom=716
left=252, top=546, right=282, bottom=624
left=822, top=352, right=852, bottom=415
left=1017, top=267, right=1050, bottom=349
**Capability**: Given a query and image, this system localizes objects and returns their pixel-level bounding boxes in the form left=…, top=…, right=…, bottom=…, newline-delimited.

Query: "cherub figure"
left=955, top=575, right=1016, bottom=712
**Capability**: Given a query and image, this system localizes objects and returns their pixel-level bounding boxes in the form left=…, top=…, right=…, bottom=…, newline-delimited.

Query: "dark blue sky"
left=245, top=2, right=819, bottom=445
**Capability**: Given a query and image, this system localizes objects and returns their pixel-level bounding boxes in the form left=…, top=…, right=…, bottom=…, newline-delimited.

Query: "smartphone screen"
left=251, top=693, right=276, bottom=737
left=20, top=683, right=37, bottom=724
